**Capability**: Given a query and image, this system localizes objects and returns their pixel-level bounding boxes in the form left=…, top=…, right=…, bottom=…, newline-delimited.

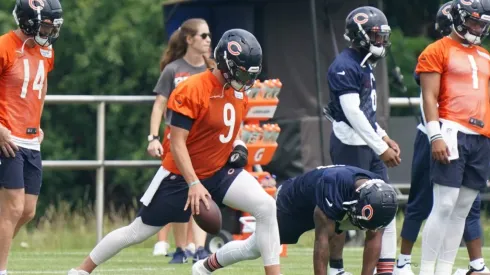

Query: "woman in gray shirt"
left=147, top=18, right=214, bottom=263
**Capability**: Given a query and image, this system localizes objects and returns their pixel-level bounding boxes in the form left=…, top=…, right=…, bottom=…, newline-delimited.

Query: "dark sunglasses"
left=199, top=33, right=211, bottom=39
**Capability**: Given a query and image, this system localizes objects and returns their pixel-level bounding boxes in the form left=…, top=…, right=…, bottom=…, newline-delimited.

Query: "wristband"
left=188, top=180, right=200, bottom=187
left=426, top=121, right=442, bottom=142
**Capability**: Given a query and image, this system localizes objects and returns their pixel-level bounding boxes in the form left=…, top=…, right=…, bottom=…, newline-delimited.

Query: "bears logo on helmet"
left=353, top=13, right=369, bottom=25
left=436, top=1, right=454, bottom=36
left=361, top=204, right=374, bottom=220
left=227, top=41, right=242, bottom=56
left=28, top=0, right=44, bottom=11
left=443, top=4, right=451, bottom=15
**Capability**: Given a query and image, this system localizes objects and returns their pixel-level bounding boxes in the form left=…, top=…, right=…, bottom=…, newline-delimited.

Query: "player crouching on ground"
left=68, top=29, right=282, bottom=275
left=192, top=165, right=398, bottom=275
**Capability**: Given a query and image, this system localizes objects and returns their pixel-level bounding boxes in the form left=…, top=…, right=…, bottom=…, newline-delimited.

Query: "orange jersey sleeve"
left=415, top=40, right=446, bottom=75
left=167, top=78, right=205, bottom=119
left=163, top=70, right=248, bottom=178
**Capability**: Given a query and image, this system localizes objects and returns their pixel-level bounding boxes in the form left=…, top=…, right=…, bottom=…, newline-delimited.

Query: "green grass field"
left=6, top=245, right=479, bottom=274
left=7, top=207, right=490, bottom=274
left=7, top=230, right=483, bottom=275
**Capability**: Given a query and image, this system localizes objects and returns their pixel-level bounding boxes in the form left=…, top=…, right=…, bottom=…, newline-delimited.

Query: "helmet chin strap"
left=35, top=35, right=51, bottom=47
left=360, top=44, right=386, bottom=68
left=452, top=25, right=482, bottom=45
left=230, top=80, right=245, bottom=91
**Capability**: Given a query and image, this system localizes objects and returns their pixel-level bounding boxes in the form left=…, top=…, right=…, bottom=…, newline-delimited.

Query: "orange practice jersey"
left=415, top=36, right=490, bottom=136
left=160, top=126, right=171, bottom=161
left=163, top=70, right=248, bottom=179
left=0, top=31, right=54, bottom=144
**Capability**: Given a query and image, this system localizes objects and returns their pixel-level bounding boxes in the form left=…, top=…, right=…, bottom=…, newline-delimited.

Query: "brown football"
left=193, top=198, right=222, bottom=235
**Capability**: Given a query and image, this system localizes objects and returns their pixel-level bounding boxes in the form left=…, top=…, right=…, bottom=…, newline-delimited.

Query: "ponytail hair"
left=160, top=18, right=208, bottom=71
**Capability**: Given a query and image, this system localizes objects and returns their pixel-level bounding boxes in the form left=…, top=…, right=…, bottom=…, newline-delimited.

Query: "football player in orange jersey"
left=69, top=29, right=281, bottom=275
left=0, top=0, right=62, bottom=274
left=148, top=18, right=213, bottom=263
left=416, top=0, right=490, bottom=274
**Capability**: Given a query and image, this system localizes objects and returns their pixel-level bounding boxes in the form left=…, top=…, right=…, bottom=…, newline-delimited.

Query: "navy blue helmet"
left=344, top=6, right=391, bottom=63
left=214, top=29, right=262, bottom=92
left=451, top=0, right=490, bottom=45
left=436, top=1, right=454, bottom=36
left=13, top=0, right=63, bottom=47
left=345, top=179, right=398, bottom=231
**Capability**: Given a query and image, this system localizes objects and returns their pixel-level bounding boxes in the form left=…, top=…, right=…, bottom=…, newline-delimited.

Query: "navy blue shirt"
left=413, top=65, right=425, bottom=125
left=277, top=165, right=382, bottom=222
left=327, top=48, right=377, bottom=130
left=414, top=70, right=420, bottom=86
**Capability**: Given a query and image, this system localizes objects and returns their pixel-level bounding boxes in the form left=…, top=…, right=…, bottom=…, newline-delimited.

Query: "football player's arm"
left=420, top=72, right=441, bottom=141
left=376, top=123, right=400, bottom=155
left=313, top=206, right=336, bottom=275
left=416, top=44, right=444, bottom=142
left=329, top=66, right=389, bottom=156
left=169, top=111, right=199, bottom=184
left=339, top=94, right=389, bottom=155
left=361, top=229, right=383, bottom=275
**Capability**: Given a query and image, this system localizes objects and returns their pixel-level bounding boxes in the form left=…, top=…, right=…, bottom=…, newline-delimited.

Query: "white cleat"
left=67, top=268, right=90, bottom=275
left=394, top=262, right=415, bottom=275
left=153, top=241, right=170, bottom=256
left=481, top=266, right=490, bottom=272
left=328, top=269, right=352, bottom=275
left=192, top=259, right=212, bottom=275
left=458, top=265, right=490, bottom=274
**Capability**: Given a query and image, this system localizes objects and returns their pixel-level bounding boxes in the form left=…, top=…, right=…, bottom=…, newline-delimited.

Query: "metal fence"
left=43, top=95, right=419, bottom=242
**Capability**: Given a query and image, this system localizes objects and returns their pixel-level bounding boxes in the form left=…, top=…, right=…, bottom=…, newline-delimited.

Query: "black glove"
left=228, top=143, right=248, bottom=168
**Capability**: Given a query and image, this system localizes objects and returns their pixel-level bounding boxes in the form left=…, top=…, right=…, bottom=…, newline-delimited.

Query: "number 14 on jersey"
left=21, top=59, right=45, bottom=99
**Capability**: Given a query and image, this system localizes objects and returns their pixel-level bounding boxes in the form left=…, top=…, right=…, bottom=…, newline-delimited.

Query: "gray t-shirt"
left=153, top=58, right=207, bottom=124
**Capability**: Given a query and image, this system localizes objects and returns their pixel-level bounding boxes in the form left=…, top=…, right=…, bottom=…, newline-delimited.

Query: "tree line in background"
left=0, top=0, right=481, bottom=222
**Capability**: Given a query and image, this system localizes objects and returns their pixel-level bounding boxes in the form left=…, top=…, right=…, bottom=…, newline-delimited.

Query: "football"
left=193, top=198, right=222, bottom=235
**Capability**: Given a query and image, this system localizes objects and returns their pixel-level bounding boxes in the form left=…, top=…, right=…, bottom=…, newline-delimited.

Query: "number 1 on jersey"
left=467, top=54, right=479, bottom=90
left=219, top=103, right=236, bottom=143
left=21, top=59, right=45, bottom=99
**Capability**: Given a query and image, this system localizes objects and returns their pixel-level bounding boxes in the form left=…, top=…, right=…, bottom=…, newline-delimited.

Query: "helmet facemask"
left=346, top=24, right=391, bottom=67
left=454, top=10, right=490, bottom=45
left=35, top=18, right=62, bottom=46
left=217, top=49, right=261, bottom=92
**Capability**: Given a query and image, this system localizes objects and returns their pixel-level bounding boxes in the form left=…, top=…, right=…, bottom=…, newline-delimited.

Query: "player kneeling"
left=192, top=165, right=398, bottom=275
